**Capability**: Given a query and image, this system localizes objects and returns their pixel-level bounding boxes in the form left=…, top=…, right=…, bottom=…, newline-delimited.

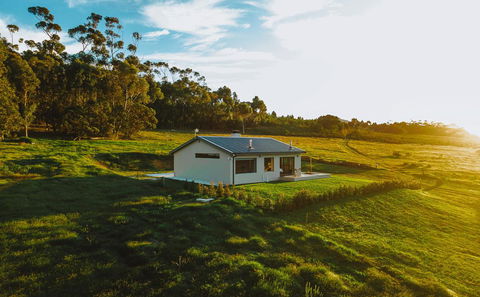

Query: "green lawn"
left=239, top=175, right=373, bottom=199
left=0, top=130, right=479, bottom=296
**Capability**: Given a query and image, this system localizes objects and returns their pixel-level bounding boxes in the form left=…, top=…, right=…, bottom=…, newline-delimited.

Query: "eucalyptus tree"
left=236, top=102, right=253, bottom=134
left=4, top=51, right=40, bottom=137
left=250, top=96, right=267, bottom=125
left=0, top=40, right=21, bottom=140
left=104, top=17, right=124, bottom=62
left=68, top=13, right=103, bottom=52
left=26, top=6, right=64, bottom=55
left=7, top=24, right=20, bottom=49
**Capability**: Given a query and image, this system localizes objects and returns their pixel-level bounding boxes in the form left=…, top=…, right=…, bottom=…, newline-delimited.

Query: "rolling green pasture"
left=0, top=131, right=479, bottom=296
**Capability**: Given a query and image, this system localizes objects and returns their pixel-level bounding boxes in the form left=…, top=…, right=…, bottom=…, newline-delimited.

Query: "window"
left=195, top=153, right=220, bottom=159
left=264, top=157, right=274, bottom=172
left=236, top=158, right=256, bottom=174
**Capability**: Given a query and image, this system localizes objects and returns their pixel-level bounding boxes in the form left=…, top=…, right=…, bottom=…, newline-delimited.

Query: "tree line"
left=0, top=6, right=268, bottom=140
left=0, top=6, right=467, bottom=141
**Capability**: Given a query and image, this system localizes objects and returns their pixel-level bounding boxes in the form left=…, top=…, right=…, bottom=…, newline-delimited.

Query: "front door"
left=280, top=157, right=295, bottom=176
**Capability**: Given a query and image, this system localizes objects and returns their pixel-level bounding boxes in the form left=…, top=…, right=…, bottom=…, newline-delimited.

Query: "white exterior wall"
left=233, top=154, right=302, bottom=185
left=173, top=140, right=233, bottom=185
left=173, top=140, right=303, bottom=185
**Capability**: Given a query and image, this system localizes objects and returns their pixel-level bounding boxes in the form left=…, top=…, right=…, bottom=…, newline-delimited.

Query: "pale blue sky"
left=1, top=0, right=479, bottom=136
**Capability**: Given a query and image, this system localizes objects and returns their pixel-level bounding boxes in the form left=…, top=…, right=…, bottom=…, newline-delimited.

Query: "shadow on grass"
left=0, top=175, right=164, bottom=222
left=3, top=158, right=63, bottom=177
left=301, top=159, right=376, bottom=174
left=95, top=152, right=173, bottom=172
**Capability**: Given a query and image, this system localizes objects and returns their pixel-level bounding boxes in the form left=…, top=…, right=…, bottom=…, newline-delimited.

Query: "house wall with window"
left=173, top=140, right=232, bottom=184
left=233, top=154, right=301, bottom=185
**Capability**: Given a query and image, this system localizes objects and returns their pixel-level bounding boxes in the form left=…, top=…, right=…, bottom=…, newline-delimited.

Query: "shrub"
left=232, top=189, right=240, bottom=199
left=224, top=184, right=232, bottom=197
left=278, top=180, right=419, bottom=212
left=238, top=191, right=247, bottom=201
left=216, top=182, right=225, bottom=198
left=197, top=183, right=204, bottom=195
left=208, top=182, right=216, bottom=197
left=262, top=198, right=274, bottom=211
left=18, top=137, right=34, bottom=144
left=292, top=189, right=315, bottom=209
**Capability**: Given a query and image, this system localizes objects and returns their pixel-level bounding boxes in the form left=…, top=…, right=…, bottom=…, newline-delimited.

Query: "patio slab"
left=279, top=172, right=331, bottom=182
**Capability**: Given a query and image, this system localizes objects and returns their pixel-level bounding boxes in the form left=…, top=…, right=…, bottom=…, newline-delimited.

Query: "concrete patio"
left=279, top=172, right=331, bottom=182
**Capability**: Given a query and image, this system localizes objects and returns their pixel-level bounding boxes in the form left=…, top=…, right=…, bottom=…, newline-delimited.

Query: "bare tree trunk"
left=24, top=93, right=28, bottom=138
left=242, top=119, right=245, bottom=134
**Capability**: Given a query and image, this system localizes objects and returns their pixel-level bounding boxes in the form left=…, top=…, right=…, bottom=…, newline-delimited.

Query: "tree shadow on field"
left=0, top=175, right=172, bottom=296
left=0, top=175, right=164, bottom=223
left=3, top=158, right=62, bottom=177
left=95, top=152, right=173, bottom=172
left=301, top=159, right=376, bottom=175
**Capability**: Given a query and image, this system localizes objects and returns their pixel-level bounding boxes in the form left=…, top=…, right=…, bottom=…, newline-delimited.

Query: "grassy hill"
left=0, top=131, right=479, bottom=296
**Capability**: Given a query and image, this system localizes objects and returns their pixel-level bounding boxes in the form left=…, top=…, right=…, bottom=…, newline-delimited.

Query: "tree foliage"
left=0, top=42, right=20, bottom=139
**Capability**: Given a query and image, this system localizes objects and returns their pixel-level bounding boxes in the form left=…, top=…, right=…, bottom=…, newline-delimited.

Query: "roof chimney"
left=289, top=140, right=293, bottom=150
left=231, top=130, right=241, bottom=137
left=248, top=139, right=253, bottom=149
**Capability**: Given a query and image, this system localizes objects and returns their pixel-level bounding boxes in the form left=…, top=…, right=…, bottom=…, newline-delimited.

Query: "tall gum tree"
left=0, top=40, right=21, bottom=140
left=5, top=51, right=40, bottom=137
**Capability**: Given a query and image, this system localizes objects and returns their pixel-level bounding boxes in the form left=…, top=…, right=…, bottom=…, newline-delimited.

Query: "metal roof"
left=169, top=136, right=306, bottom=155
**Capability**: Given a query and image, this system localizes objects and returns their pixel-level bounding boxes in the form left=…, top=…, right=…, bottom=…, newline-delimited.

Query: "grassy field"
left=0, top=131, right=479, bottom=296
left=238, top=176, right=373, bottom=199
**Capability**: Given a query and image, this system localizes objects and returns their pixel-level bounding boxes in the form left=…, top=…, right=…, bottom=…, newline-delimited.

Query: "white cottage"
left=169, top=133, right=306, bottom=185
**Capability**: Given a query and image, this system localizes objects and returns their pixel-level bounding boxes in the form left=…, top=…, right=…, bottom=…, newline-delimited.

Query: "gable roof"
left=170, top=136, right=306, bottom=156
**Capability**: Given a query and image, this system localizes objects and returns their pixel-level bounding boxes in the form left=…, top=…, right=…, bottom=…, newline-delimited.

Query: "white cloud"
left=260, top=0, right=332, bottom=27
left=65, top=0, right=142, bottom=8
left=142, top=47, right=277, bottom=86
left=66, top=0, right=88, bottom=7
left=0, top=17, right=45, bottom=46
left=253, top=0, right=381, bottom=27
left=143, top=29, right=170, bottom=40
left=234, top=0, right=480, bottom=135
left=65, top=0, right=104, bottom=8
left=140, top=0, right=244, bottom=48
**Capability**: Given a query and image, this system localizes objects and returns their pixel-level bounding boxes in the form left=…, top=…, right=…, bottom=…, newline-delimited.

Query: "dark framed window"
left=195, top=153, right=220, bottom=159
left=264, top=157, right=274, bottom=172
left=236, top=158, right=256, bottom=174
